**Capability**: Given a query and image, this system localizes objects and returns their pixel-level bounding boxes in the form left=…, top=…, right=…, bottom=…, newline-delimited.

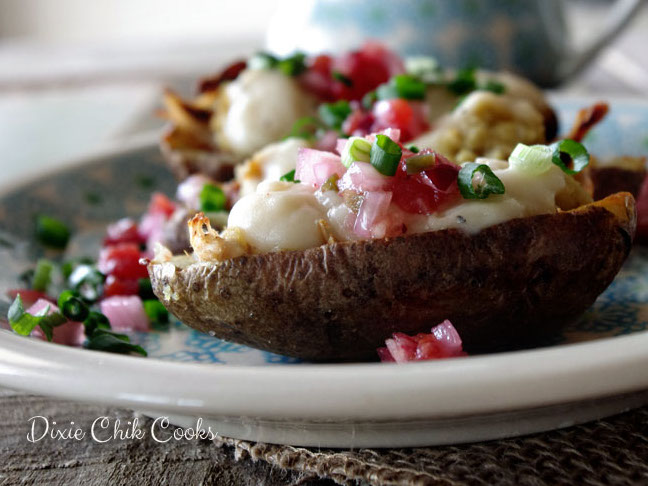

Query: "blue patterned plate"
left=0, top=97, right=647, bottom=447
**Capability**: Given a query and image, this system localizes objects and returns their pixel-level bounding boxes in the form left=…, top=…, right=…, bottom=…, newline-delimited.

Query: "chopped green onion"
left=482, top=79, right=506, bottom=94
left=376, top=74, right=426, bottom=100
left=508, top=143, right=553, bottom=175
left=341, top=137, right=372, bottom=168
left=370, top=134, right=402, bottom=176
left=57, top=290, right=89, bottom=322
left=362, top=90, right=377, bottom=110
left=8, top=295, right=66, bottom=341
left=289, top=116, right=321, bottom=140
left=279, top=169, right=300, bottom=183
left=405, top=153, right=437, bottom=175
left=200, top=184, right=226, bottom=212
left=35, top=215, right=70, bottom=249
left=446, top=68, right=477, bottom=96
left=407, top=145, right=420, bottom=153
left=83, top=311, right=110, bottom=336
left=143, top=299, right=170, bottom=330
left=135, top=174, right=155, bottom=189
left=68, top=265, right=105, bottom=302
left=458, top=162, right=506, bottom=199
left=32, top=259, right=54, bottom=292
left=85, top=328, right=147, bottom=356
left=405, top=56, right=441, bottom=83
left=248, top=52, right=279, bottom=70
left=138, top=278, right=154, bottom=299
left=332, top=71, right=353, bottom=86
left=277, top=52, right=307, bottom=76
left=318, top=101, right=352, bottom=130
left=550, top=139, right=590, bottom=175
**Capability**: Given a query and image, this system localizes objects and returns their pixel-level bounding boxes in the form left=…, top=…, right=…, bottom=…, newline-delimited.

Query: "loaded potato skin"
left=149, top=193, right=635, bottom=361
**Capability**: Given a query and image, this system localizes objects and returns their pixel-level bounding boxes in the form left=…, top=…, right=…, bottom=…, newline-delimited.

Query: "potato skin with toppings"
left=149, top=193, right=636, bottom=361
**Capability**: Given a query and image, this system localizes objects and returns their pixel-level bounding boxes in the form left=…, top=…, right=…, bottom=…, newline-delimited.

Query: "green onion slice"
left=279, top=169, right=300, bottom=183
left=405, top=153, right=437, bottom=175
left=248, top=52, right=279, bottom=70
left=200, top=184, right=226, bottom=212
left=277, top=52, right=307, bottom=76
left=289, top=116, right=321, bottom=140
left=57, top=290, right=89, bottom=322
left=83, top=311, right=111, bottom=336
left=407, top=145, right=420, bottom=153
left=32, top=259, right=54, bottom=292
left=458, top=162, right=506, bottom=199
left=508, top=143, right=553, bottom=175
left=341, top=137, right=372, bottom=168
left=85, top=328, right=147, bottom=356
left=35, top=215, right=70, bottom=249
left=370, top=135, right=403, bottom=176
left=68, top=265, right=105, bottom=302
left=318, top=101, right=352, bottom=130
left=8, top=295, right=66, bottom=341
left=376, top=74, right=426, bottom=101
left=550, top=139, right=590, bottom=175
left=143, top=299, right=170, bottom=330
left=332, top=71, right=353, bottom=86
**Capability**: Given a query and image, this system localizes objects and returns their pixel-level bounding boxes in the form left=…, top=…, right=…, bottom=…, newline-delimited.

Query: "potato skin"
left=150, top=193, right=636, bottom=361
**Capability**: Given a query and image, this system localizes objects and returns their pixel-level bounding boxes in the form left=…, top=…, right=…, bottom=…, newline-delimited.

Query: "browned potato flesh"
left=149, top=193, right=636, bottom=361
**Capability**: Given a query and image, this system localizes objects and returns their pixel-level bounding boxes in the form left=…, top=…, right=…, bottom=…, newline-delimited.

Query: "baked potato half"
left=149, top=192, right=635, bottom=361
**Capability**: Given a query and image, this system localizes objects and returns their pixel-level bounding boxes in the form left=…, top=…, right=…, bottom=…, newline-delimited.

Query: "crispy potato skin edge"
left=150, top=193, right=636, bottom=361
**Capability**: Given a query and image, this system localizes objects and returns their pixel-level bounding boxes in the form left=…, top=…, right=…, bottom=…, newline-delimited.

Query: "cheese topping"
left=212, top=69, right=316, bottom=157
left=227, top=180, right=329, bottom=252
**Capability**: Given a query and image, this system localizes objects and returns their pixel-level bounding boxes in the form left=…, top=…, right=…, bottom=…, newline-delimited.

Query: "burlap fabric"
left=214, top=406, right=648, bottom=485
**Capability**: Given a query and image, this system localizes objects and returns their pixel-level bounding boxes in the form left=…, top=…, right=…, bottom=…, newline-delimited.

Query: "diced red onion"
left=314, top=130, right=340, bottom=153
left=353, top=190, right=392, bottom=238
left=27, top=299, right=85, bottom=346
left=338, top=162, right=389, bottom=193
left=100, top=295, right=150, bottom=333
left=335, top=138, right=348, bottom=155
left=431, top=319, right=465, bottom=356
left=295, top=148, right=346, bottom=188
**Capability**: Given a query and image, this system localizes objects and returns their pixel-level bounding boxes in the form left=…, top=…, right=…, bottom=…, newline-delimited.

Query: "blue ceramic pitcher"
left=266, top=0, right=643, bottom=86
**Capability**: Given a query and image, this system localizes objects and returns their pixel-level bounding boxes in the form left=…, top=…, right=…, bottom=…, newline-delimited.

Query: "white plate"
left=0, top=96, right=647, bottom=447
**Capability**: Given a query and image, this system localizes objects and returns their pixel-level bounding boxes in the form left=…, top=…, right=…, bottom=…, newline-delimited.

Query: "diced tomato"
left=299, top=43, right=404, bottom=102
left=371, top=99, right=429, bottom=142
left=104, top=218, right=142, bottom=246
left=147, top=192, right=176, bottom=218
left=342, top=108, right=375, bottom=137
left=103, top=274, right=140, bottom=297
left=6, top=289, right=53, bottom=308
left=391, top=150, right=460, bottom=214
left=98, top=243, right=149, bottom=280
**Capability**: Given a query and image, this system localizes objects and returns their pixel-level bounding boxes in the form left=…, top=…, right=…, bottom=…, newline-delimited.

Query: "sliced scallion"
left=35, top=215, right=70, bottom=249
left=57, top=290, right=89, bottom=322
left=200, top=184, right=226, bottom=212
left=341, top=137, right=372, bottom=168
left=370, top=134, right=402, bottom=176
left=332, top=71, right=353, bottom=86
left=318, top=101, right=352, bottom=130
left=458, top=163, right=505, bottom=199
left=405, top=153, right=437, bottom=175
left=508, top=143, right=553, bottom=175
left=32, top=259, right=54, bottom=292
left=279, top=169, right=300, bottom=183
left=143, top=299, right=170, bottom=330
left=376, top=74, right=426, bottom=101
left=550, top=139, right=590, bottom=175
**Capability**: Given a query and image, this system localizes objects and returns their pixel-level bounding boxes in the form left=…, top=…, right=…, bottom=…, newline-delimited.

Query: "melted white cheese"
left=224, top=159, right=575, bottom=253
left=236, top=137, right=310, bottom=197
left=408, top=160, right=567, bottom=234
left=227, top=180, right=327, bottom=252
left=214, top=69, right=316, bottom=157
